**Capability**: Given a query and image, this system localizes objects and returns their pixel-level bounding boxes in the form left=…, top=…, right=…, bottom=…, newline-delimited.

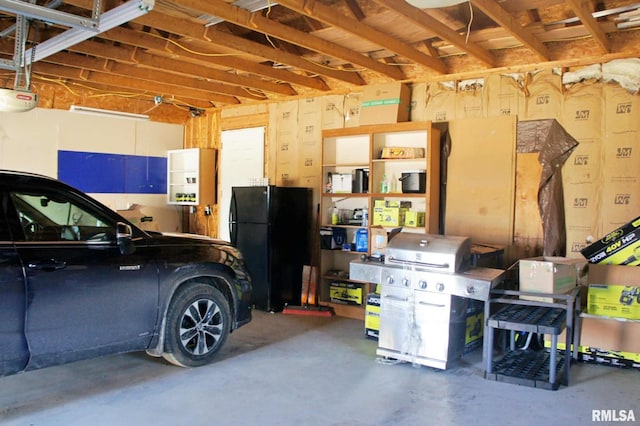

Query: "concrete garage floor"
left=0, top=310, right=637, bottom=426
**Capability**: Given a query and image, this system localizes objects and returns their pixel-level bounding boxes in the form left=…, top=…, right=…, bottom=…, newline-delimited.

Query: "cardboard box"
left=518, top=257, right=586, bottom=303
left=372, top=200, right=411, bottom=226
left=381, top=147, right=425, bottom=159
left=464, top=301, right=484, bottom=354
left=380, top=207, right=408, bottom=227
left=330, top=282, right=363, bottom=305
left=588, top=284, right=640, bottom=320
left=404, top=211, right=425, bottom=227
left=585, top=264, right=640, bottom=319
left=545, top=314, right=640, bottom=369
left=588, top=263, right=640, bottom=286
left=369, top=226, right=402, bottom=257
left=331, top=173, right=352, bottom=193
left=580, top=215, right=640, bottom=265
left=359, top=82, right=411, bottom=125
left=384, top=200, right=411, bottom=209
left=578, top=346, right=640, bottom=369
left=544, top=342, right=640, bottom=370
left=365, top=292, right=380, bottom=340
left=372, top=204, right=384, bottom=226
left=580, top=314, right=640, bottom=354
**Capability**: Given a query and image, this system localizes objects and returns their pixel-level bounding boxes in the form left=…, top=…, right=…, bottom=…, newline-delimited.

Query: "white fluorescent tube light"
left=202, top=0, right=278, bottom=27
left=69, top=105, right=149, bottom=121
left=23, top=0, right=154, bottom=65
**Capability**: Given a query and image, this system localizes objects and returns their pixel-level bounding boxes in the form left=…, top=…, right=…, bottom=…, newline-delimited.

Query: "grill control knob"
left=402, top=277, right=410, bottom=287
left=419, top=280, right=427, bottom=289
left=466, top=286, right=476, bottom=295
left=436, top=283, right=445, bottom=292
left=386, top=276, right=395, bottom=285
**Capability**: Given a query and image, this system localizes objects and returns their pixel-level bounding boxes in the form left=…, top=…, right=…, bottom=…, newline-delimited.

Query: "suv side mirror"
left=116, top=222, right=136, bottom=255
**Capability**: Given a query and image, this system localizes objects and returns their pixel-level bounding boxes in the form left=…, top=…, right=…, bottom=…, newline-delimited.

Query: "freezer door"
left=230, top=186, right=270, bottom=225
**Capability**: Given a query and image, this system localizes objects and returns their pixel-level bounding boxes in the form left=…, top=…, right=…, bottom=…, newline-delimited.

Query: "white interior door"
left=218, top=127, right=265, bottom=241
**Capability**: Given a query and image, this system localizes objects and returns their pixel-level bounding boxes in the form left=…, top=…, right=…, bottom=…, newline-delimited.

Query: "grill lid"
left=385, top=233, right=471, bottom=273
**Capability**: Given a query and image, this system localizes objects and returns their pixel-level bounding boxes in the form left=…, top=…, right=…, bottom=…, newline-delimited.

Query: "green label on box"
left=361, top=98, right=401, bottom=108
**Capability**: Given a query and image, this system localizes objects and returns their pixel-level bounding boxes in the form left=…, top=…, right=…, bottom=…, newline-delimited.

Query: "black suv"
left=0, top=170, right=252, bottom=376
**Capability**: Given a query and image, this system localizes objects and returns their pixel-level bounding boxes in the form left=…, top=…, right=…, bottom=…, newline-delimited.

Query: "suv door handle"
left=28, top=259, right=67, bottom=271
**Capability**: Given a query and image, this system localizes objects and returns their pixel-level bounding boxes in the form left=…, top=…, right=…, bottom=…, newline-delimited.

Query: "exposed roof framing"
left=0, top=0, right=638, bottom=109
left=469, top=0, right=550, bottom=61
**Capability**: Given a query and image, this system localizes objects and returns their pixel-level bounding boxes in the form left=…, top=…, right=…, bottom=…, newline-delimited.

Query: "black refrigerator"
left=229, top=186, right=311, bottom=312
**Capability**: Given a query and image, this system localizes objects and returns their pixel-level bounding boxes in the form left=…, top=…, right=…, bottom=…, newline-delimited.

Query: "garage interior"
left=1, top=0, right=639, bottom=424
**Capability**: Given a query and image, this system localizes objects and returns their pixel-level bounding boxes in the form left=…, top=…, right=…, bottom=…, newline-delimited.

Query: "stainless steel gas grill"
left=350, top=233, right=505, bottom=370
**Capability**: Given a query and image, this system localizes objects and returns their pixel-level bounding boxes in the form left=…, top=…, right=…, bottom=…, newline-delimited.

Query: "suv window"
left=0, top=200, right=11, bottom=242
left=10, top=191, right=114, bottom=242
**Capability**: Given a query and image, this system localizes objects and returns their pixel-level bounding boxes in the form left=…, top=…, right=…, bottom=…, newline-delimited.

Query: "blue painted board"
left=58, top=150, right=167, bottom=194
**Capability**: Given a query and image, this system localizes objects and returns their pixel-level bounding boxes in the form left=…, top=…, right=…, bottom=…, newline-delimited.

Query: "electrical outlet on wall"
left=204, top=205, right=212, bottom=216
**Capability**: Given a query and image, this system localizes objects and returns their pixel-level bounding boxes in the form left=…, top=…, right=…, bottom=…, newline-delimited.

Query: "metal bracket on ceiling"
left=13, top=14, right=30, bottom=90
left=0, top=0, right=101, bottom=30
left=22, top=0, right=154, bottom=65
left=0, top=0, right=153, bottom=73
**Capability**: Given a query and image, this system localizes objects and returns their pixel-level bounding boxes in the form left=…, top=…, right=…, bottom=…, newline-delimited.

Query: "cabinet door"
left=378, top=284, right=412, bottom=353
left=414, top=291, right=452, bottom=361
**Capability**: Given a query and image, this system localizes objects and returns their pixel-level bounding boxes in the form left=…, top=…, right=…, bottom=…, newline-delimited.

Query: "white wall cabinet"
left=167, top=148, right=215, bottom=206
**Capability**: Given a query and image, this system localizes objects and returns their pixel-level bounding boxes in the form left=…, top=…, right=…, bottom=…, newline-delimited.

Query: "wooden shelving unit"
left=319, top=121, right=441, bottom=319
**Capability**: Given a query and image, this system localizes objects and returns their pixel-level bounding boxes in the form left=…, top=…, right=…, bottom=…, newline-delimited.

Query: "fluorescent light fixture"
left=69, top=105, right=149, bottom=121
left=405, top=0, right=468, bottom=7
left=23, top=0, right=154, bottom=65
left=202, top=0, right=278, bottom=27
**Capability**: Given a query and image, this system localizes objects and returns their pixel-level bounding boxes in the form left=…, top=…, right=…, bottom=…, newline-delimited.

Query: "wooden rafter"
left=565, top=0, right=612, bottom=53
left=470, top=0, right=550, bottom=62
left=45, top=50, right=264, bottom=102
left=175, top=0, right=407, bottom=80
left=374, top=0, right=495, bottom=67
left=0, top=0, right=637, bottom=108
left=278, top=0, right=446, bottom=74
left=33, top=61, right=234, bottom=105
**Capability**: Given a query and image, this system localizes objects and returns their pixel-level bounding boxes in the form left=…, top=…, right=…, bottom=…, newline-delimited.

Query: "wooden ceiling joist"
left=0, top=0, right=637, bottom=109
left=174, top=0, right=407, bottom=80
left=277, top=0, right=447, bottom=74
left=374, top=0, right=495, bottom=67
left=131, top=13, right=338, bottom=90
left=470, top=0, right=550, bottom=62
left=104, top=28, right=299, bottom=96
left=565, top=0, right=612, bottom=53
left=34, top=61, right=233, bottom=106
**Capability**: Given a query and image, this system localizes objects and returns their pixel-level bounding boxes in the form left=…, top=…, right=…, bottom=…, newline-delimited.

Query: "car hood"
left=144, top=231, right=232, bottom=247
left=159, top=231, right=230, bottom=244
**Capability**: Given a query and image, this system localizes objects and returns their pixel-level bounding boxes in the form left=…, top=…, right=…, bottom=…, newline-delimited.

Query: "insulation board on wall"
left=445, top=116, right=516, bottom=245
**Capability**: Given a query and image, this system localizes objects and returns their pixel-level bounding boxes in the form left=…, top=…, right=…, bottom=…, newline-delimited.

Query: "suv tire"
left=163, top=283, right=230, bottom=367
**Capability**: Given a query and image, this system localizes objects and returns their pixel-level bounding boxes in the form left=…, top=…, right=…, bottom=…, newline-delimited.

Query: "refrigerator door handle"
left=229, top=191, right=238, bottom=245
